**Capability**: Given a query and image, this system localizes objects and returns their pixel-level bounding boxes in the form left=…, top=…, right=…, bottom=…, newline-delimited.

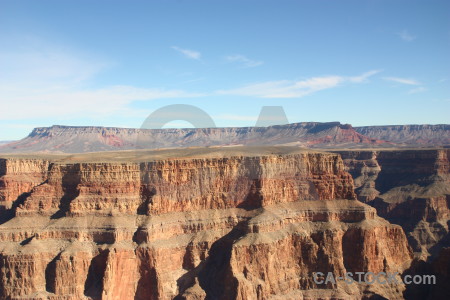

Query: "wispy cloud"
left=0, top=39, right=108, bottom=89
left=383, top=76, right=427, bottom=94
left=348, top=70, right=383, bottom=83
left=383, top=77, right=421, bottom=85
left=397, top=30, right=416, bottom=42
left=0, top=38, right=205, bottom=121
left=0, top=85, right=203, bottom=121
left=226, top=54, right=263, bottom=68
left=408, top=87, right=427, bottom=94
left=171, top=46, right=201, bottom=60
left=217, top=70, right=380, bottom=98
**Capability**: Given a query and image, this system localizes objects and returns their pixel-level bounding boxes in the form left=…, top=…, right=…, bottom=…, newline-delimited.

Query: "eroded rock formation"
left=337, top=149, right=450, bottom=299
left=0, top=150, right=412, bottom=299
left=336, top=149, right=450, bottom=258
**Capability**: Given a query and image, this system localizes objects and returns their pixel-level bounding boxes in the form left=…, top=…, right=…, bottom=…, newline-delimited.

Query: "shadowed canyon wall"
left=337, top=149, right=450, bottom=299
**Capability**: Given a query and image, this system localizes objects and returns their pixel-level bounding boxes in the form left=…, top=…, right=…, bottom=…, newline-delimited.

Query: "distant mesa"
left=0, top=141, right=15, bottom=146
left=0, top=122, right=449, bottom=153
left=355, top=124, right=450, bottom=146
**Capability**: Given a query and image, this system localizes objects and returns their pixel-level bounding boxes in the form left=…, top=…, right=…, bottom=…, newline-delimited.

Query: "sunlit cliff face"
left=0, top=151, right=415, bottom=299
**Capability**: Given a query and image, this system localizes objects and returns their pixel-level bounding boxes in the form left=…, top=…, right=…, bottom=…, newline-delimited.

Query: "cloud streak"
left=383, top=76, right=427, bottom=94
left=348, top=70, right=382, bottom=83
left=217, top=70, right=381, bottom=98
left=397, top=30, right=416, bottom=42
left=383, top=77, right=421, bottom=85
left=171, top=46, right=201, bottom=60
left=408, top=87, right=427, bottom=94
left=0, top=40, right=108, bottom=89
left=0, top=85, right=204, bottom=120
left=0, top=39, right=205, bottom=121
left=226, top=54, right=263, bottom=68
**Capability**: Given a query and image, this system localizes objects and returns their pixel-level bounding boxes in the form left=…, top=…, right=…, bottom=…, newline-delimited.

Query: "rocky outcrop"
left=0, top=150, right=412, bottom=299
left=15, top=163, right=142, bottom=217
left=336, top=149, right=450, bottom=260
left=334, top=151, right=381, bottom=203
left=0, top=159, right=49, bottom=218
left=11, top=153, right=355, bottom=217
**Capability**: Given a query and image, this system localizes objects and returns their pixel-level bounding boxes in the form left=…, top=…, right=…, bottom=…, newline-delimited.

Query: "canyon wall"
left=336, top=149, right=450, bottom=299
left=0, top=152, right=412, bottom=299
left=0, top=158, right=49, bottom=217
left=336, top=149, right=450, bottom=258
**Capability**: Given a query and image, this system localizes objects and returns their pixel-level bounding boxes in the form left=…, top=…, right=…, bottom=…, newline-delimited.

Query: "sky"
left=0, top=0, right=449, bottom=140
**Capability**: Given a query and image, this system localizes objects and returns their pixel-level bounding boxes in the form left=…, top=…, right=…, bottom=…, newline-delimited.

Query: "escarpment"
left=355, top=124, right=450, bottom=146
left=0, top=150, right=412, bottom=299
left=0, top=123, right=391, bottom=154
left=15, top=163, right=142, bottom=217
left=336, top=149, right=450, bottom=258
left=0, top=158, right=49, bottom=217
left=335, top=149, right=450, bottom=299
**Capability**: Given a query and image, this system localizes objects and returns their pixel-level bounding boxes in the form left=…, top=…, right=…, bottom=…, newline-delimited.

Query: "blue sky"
left=0, top=0, right=449, bottom=140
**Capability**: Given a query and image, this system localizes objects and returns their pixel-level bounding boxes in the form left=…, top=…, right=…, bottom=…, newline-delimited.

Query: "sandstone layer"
left=336, top=149, right=450, bottom=299
left=336, top=149, right=450, bottom=258
left=0, top=149, right=412, bottom=299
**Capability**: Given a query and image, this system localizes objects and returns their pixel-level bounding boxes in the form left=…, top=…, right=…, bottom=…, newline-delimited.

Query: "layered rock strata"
left=336, top=149, right=450, bottom=258
left=0, top=158, right=49, bottom=217
left=0, top=123, right=388, bottom=154
left=0, top=151, right=412, bottom=299
left=355, top=125, right=450, bottom=146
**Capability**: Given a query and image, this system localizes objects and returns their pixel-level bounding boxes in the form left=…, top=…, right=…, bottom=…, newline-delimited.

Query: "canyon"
left=0, top=122, right=449, bottom=299
left=336, top=149, right=450, bottom=258
left=0, top=147, right=418, bottom=299
left=336, top=149, right=450, bottom=299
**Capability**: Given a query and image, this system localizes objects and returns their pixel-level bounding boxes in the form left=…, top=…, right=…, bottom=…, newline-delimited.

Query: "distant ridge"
left=0, top=141, right=14, bottom=146
left=355, top=124, right=450, bottom=146
left=0, top=122, right=448, bottom=153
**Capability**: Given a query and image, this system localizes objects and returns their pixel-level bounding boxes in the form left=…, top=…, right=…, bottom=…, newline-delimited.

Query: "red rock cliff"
left=0, top=151, right=412, bottom=299
left=0, top=159, right=49, bottom=217
left=336, top=149, right=450, bottom=259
